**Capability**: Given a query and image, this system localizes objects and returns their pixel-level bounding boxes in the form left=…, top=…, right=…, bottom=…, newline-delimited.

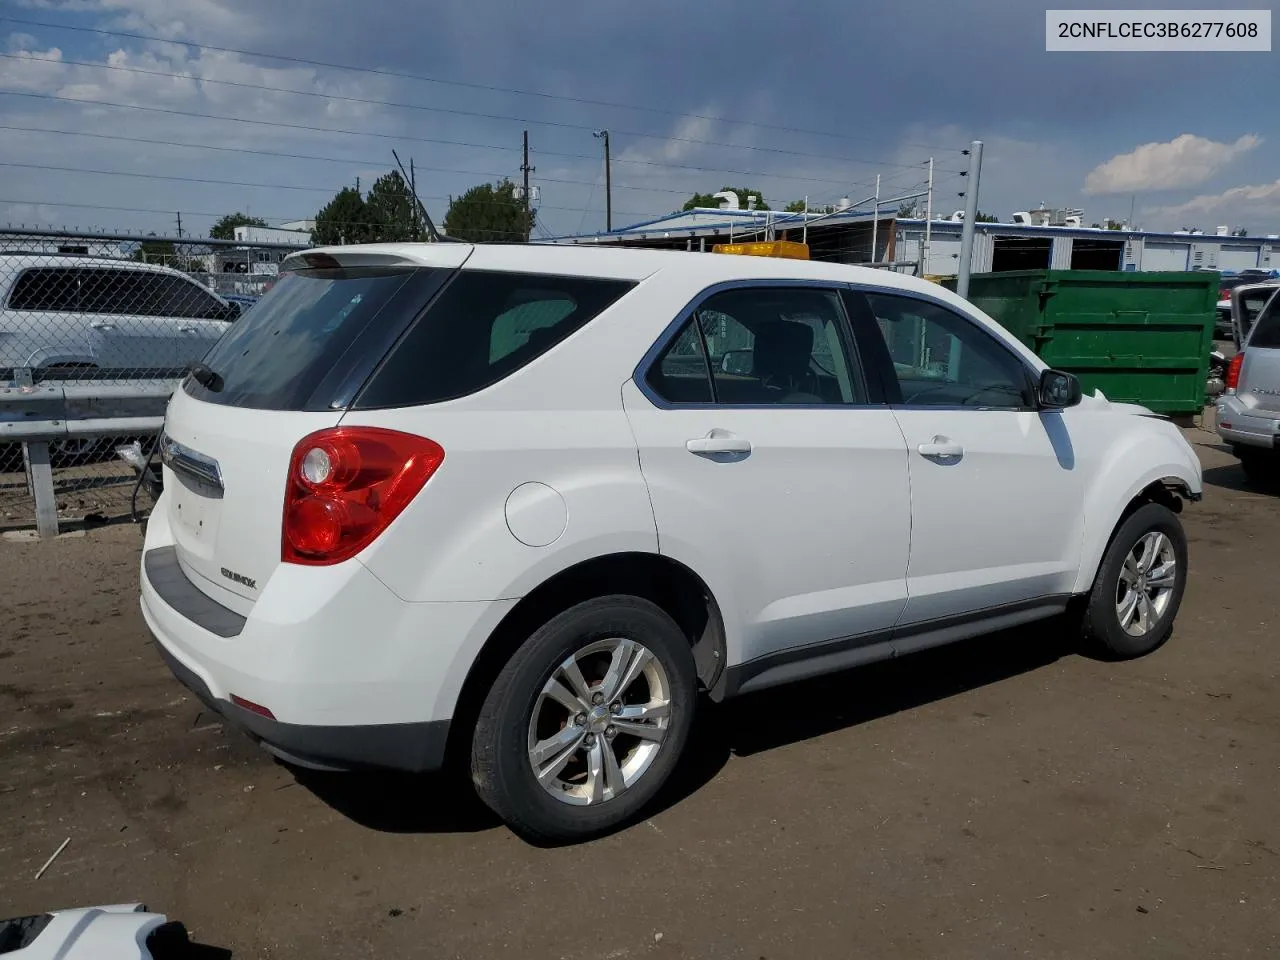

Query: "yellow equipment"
left=710, top=240, right=810, bottom=260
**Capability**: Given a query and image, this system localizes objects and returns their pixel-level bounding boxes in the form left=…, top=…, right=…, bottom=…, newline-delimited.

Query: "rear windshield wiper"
left=188, top=362, right=224, bottom=392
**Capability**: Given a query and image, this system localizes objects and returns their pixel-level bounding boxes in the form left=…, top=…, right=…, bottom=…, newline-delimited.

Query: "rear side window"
left=354, top=271, right=634, bottom=408
left=8, top=267, right=227, bottom=319
left=1248, top=295, right=1280, bottom=348
left=185, top=266, right=441, bottom=410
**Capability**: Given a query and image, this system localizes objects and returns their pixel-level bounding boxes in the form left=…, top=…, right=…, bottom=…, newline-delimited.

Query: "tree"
left=312, top=187, right=371, bottom=246
left=975, top=211, right=999, bottom=223
left=210, top=212, right=267, bottom=241
left=1233, top=227, right=1248, bottom=237
left=365, top=171, right=418, bottom=242
left=683, top=187, right=770, bottom=212
left=443, top=180, right=534, bottom=243
left=784, top=199, right=808, bottom=213
left=898, top=201, right=920, bottom=218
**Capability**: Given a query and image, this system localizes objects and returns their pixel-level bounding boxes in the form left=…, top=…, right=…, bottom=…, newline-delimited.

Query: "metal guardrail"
left=1, top=380, right=172, bottom=538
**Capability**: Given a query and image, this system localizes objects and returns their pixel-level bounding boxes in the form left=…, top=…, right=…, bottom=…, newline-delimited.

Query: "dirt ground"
left=1, top=428, right=1277, bottom=959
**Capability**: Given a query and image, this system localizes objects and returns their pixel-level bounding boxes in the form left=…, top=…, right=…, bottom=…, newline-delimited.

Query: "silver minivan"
left=1217, top=283, right=1280, bottom=483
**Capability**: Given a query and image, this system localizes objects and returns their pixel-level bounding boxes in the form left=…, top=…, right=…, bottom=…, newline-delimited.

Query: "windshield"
left=183, top=266, right=444, bottom=410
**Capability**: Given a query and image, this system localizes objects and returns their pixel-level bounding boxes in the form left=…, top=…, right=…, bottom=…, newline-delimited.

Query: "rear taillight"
left=1226, top=352, right=1245, bottom=391
left=282, top=427, right=444, bottom=565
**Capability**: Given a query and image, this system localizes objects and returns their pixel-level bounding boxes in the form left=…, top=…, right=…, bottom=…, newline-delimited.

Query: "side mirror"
left=721, top=349, right=752, bottom=376
left=1039, top=369, right=1082, bottom=409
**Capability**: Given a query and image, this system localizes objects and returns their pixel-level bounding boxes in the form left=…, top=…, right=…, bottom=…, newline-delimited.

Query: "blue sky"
left=0, top=0, right=1276, bottom=239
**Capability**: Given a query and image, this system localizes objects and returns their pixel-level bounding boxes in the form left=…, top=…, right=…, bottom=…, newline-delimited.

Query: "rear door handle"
left=178, top=326, right=198, bottom=334
left=917, top=436, right=964, bottom=460
left=686, top=431, right=752, bottom=455
left=90, top=321, right=115, bottom=331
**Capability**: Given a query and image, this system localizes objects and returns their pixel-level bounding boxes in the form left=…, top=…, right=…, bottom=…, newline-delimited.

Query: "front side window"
left=646, top=286, right=865, bottom=405
left=863, top=292, right=1033, bottom=408
left=8, top=268, right=79, bottom=311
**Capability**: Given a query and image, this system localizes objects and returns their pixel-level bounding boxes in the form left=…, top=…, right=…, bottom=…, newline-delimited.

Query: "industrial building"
left=550, top=209, right=1278, bottom=277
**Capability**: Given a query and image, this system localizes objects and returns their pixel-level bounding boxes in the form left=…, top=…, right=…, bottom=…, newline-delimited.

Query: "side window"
left=864, top=292, right=1033, bottom=408
left=355, top=271, right=635, bottom=408
left=78, top=269, right=140, bottom=315
left=648, top=286, right=866, bottom=406
left=646, top=321, right=713, bottom=403
left=8, top=268, right=79, bottom=311
left=151, top=275, right=228, bottom=319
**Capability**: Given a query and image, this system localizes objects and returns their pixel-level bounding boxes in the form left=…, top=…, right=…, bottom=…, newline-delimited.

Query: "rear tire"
left=1082, top=502, right=1188, bottom=660
left=470, top=596, right=696, bottom=843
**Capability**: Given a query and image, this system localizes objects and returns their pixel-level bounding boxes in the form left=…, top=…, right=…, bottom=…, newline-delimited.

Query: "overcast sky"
left=0, top=0, right=1276, bottom=239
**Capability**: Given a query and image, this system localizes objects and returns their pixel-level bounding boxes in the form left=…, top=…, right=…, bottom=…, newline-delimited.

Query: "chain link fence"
left=0, top=227, right=309, bottom=529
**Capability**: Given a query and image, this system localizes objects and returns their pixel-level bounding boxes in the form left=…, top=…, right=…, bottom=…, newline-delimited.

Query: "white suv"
left=140, top=243, right=1202, bottom=841
left=0, top=254, right=238, bottom=381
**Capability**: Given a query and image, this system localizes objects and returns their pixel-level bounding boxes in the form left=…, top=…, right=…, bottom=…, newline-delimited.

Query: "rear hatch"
left=1238, top=292, right=1280, bottom=417
left=161, top=246, right=471, bottom=614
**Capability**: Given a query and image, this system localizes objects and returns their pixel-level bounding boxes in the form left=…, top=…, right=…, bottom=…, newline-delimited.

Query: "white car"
left=140, top=243, right=1202, bottom=841
left=0, top=253, right=239, bottom=381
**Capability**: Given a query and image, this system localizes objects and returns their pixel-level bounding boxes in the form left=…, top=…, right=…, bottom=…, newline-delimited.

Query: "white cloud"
left=1084, top=133, right=1260, bottom=195
left=1143, top=180, right=1280, bottom=229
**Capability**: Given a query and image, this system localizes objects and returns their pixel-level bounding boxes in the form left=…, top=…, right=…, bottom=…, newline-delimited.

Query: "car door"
left=622, top=283, right=911, bottom=672
left=851, top=288, right=1084, bottom=626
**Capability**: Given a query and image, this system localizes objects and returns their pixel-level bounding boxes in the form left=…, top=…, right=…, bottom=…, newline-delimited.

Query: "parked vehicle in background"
left=141, top=243, right=1201, bottom=841
left=0, top=254, right=239, bottom=382
left=1217, top=283, right=1280, bottom=484
left=220, top=293, right=260, bottom=314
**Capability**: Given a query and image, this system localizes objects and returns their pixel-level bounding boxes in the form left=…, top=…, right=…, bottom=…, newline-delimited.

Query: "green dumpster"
left=950, top=270, right=1217, bottom=414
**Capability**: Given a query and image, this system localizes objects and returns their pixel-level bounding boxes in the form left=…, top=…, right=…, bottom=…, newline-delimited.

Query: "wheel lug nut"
left=591, top=692, right=604, bottom=706
left=609, top=701, right=622, bottom=715
left=584, top=733, right=597, bottom=746
left=605, top=725, right=617, bottom=739
left=574, top=713, right=587, bottom=726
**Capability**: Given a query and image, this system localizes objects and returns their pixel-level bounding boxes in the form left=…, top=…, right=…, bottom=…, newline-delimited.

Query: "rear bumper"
left=1216, top=395, right=1280, bottom=450
left=139, top=496, right=516, bottom=773
left=153, top=640, right=449, bottom=772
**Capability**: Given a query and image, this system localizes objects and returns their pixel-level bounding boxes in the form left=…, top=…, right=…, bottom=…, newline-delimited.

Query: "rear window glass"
left=1248, top=294, right=1280, bottom=348
left=354, top=271, right=635, bottom=408
left=184, top=266, right=440, bottom=410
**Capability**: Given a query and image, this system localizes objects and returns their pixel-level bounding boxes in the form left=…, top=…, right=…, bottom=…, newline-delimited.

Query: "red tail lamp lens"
left=1226, top=352, right=1244, bottom=390
left=282, top=427, right=444, bottom=565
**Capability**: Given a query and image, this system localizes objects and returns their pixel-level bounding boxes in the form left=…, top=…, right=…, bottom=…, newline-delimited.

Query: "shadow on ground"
left=298, top=619, right=1077, bottom=840
left=1202, top=461, right=1279, bottom=495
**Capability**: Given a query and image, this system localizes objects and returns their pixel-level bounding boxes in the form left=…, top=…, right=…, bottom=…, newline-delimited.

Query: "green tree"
left=784, top=199, right=809, bottom=213
left=312, top=187, right=371, bottom=246
left=683, top=187, right=771, bottom=212
left=209, top=212, right=268, bottom=241
left=897, top=201, right=920, bottom=218
left=975, top=211, right=999, bottom=223
left=443, top=180, right=534, bottom=243
left=365, top=171, right=418, bottom=242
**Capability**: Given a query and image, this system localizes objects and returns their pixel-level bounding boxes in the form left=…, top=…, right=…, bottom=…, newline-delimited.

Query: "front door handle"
left=178, top=325, right=198, bottom=334
left=687, top=430, right=752, bottom=455
left=90, top=321, right=115, bottom=331
left=917, top=436, right=964, bottom=460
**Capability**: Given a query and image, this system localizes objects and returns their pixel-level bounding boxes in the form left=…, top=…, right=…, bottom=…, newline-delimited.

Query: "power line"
left=0, top=92, right=957, bottom=191
left=0, top=123, right=752, bottom=200
left=0, top=161, right=667, bottom=219
left=0, top=15, right=959, bottom=153
left=0, top=53, right=955, bottom=172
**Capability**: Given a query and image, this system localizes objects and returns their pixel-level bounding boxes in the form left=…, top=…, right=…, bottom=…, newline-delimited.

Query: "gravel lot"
left=1, top=428, right=1277, bottom=959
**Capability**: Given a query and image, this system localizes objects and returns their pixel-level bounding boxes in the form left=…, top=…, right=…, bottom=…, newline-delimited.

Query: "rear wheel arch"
left=445, top=552, right=727, bottom=766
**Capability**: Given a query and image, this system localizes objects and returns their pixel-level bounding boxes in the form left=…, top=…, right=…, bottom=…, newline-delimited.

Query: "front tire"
left=1083, top=502, right=1188, bottom=659
left=470, top=596, right=697, bottom=843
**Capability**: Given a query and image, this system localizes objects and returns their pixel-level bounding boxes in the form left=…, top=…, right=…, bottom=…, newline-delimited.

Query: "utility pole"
left=410, top=157, right=419, bottom=239
left=922, top=158, right=934, bottom=277
left=956, top=141, right=985, bottom=299
left=521, top=130, right=535, bottom=241
left=594, top=129, right=612, bottom=232
left=175, top=212, right=183, bottom=239
left=871, top=174, right=881, bottom=264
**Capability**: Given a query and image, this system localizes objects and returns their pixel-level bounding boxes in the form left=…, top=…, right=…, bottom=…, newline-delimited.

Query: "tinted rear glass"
left=1248, top=294, right=1280, bottom=348
left=184, top=266, right=442, bottom=410
left=353, top=270, right=635, bottom=408
left=9, top=267, right=228, bottom=318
